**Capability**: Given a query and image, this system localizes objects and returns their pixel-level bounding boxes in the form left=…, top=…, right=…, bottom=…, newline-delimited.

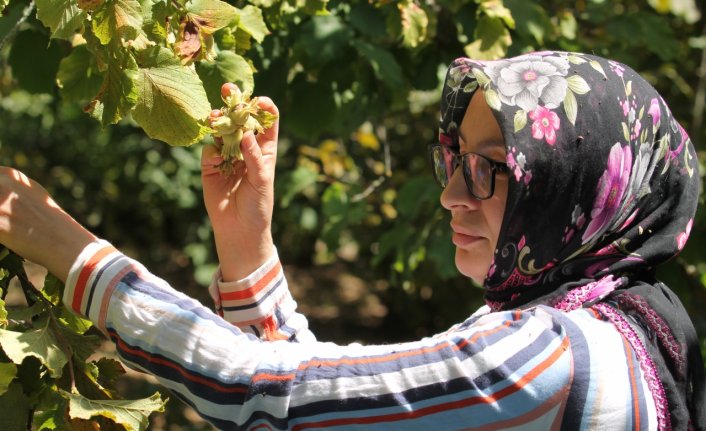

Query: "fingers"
left=255, top=96, right=279, bottom=144
left=240, top=131, right=269, bottom=187
left=201, top=143, right=223, bottom=177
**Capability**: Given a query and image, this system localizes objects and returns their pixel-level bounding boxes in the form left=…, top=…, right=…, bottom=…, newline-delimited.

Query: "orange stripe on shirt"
left=220, top=262, right=282, bottom=301
left=622, top=334, right=641, bottom=430
left=292, top=336, right=571, bottom=430
left=71, top=246, right=116, bottom=313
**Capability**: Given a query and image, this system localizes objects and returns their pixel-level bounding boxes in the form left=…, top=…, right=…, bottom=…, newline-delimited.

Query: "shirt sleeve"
left=62, top=240, right=588, bottom=430
left=207, top=247, right=315, bottom=342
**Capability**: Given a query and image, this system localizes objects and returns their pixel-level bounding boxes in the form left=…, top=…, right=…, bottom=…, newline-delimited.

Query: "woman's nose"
left=440, top=169, right=479, bottom=211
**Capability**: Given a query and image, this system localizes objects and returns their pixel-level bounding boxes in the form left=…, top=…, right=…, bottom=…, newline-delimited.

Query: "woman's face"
left=440, top=90, right=508, bottom=284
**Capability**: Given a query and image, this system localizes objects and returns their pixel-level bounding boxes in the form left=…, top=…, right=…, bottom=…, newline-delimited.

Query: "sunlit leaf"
left=91, top=54, right=140, bottom=126
left=186, top=0, right=238, bottom=34
left=0, top=362, right=17, bottom=395
left=302, top=0, right=329, bottom=15
left=398, top=0, right=428, bottom=48
left=57, top=46, right=106, bottom=103
left=0, top=296, right=7, bottom=328
left=93, top=0, right=143, bottom=44
left=0, top=320, right=68, bottom=377
left=132, top=47, right=212, bottom=146
left=237, top=5, right=269, bottom=43
left=464, top=16, right=512, bottom=60
left=64, top=390, right=167, bottom=431
left=480, top=0, right=515, bottom=29
left=35, top=0, right=86, bottom=40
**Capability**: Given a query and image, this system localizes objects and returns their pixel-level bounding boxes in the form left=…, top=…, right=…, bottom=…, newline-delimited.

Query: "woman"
left=0, top=51, right=703, bottom=429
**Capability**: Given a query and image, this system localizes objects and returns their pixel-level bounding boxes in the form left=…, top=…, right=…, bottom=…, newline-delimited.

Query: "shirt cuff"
left=63, top=239, right=129, bottom=328
left=208, top=247, right=286, bottom=326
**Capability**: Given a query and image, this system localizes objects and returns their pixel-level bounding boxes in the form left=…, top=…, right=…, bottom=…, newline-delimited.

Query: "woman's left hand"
left=0, top=167, right=96, bottom=282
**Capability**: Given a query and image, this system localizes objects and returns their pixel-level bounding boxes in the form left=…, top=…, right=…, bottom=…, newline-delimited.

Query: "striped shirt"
left=64, top=240, right=658, bottom=430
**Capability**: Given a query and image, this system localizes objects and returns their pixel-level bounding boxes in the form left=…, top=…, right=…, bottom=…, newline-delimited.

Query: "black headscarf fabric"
left=439, top=52, right=704, bottom=429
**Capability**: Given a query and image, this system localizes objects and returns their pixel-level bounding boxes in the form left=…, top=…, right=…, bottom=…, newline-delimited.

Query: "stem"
left=48, top=312, right=77, bottom=391
left=0, top=0, right=36, bottom=53
left=351, top=126, right=392, bottom=203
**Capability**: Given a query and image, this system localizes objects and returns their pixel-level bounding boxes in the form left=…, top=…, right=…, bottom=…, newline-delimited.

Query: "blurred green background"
left=1, top=0, right=705, bottom=428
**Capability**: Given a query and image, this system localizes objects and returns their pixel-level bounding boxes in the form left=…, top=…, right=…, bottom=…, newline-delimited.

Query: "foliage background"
left=1, top=0, right=705, bottom=428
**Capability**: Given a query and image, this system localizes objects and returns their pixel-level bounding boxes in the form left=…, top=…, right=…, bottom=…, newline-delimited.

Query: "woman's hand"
left=201, top=88, right=279, bottom=281
left=0, top=167, right=97, bottom=282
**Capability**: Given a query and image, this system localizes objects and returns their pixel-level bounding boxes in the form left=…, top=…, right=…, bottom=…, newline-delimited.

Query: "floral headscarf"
left=439, top=52, right=704, bottom=429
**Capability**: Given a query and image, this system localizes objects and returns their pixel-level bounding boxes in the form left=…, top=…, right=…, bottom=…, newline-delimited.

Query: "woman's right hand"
left=201, top=85, right=279, bottom=281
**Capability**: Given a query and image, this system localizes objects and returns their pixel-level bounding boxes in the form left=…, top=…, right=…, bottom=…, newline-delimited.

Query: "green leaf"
left=567, top=74, right=590, bottom=95
left=64, top=390, right=167, bottom=431
left=8, top=29, right=64, bottom=94
left=558, top=11, right=577, bottom=40
left=132, top=47, right=211, bottom=146
left=352, top=39, right=404, bottom=91
left=0, top=362, right=17, bottom=395
left=35, top=0, right=86, bottom=40
left=480, top=0, right=515, bottom=29
left=464, top=16, right=512, bottom=60
left=0, top=296, right=7, bottom=328
left=349, top=3, right=386, bottom=38
left=0, top=0, right=9, bottom=12
left=0, top=382, right=31, bottom=429
left=93, top=0, right=144, bottom=44
left=0, top=320, right=68, bottom=377
left=293, top=14, right=352, bottom=68
left=187, top=0, right=238, bottom=34
left=279, top=165, right=319, bottom=207
left=302, top=0, right=329, bottom=15
left=514, top=109, right=527, bottom=132
left=92, top=53, right=140, bottom=126
left=398, top=0, right=428, bottom=48
left=196, top=51, right=254, bottom=108
left=57, top=45, right=106, bottom=102
left=505, top=0, right=551, bottom=44
left=564, top=89, right=577, bottom=125
left=237, top=5, right=269, bottom=43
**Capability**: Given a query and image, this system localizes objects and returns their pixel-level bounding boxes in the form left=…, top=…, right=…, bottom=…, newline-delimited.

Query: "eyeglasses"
left=428, top=143, right=509, bottom=200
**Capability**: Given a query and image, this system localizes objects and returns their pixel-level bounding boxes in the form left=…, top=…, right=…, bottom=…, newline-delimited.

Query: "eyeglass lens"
left=431, top=145, right=493, bottom=198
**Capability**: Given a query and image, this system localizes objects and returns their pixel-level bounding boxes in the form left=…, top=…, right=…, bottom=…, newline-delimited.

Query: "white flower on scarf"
left=484, top=54, right=570, bottom=112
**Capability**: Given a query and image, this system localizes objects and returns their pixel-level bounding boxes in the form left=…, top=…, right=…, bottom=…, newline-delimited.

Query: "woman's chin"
left=455, top=249, right=490, bottom=285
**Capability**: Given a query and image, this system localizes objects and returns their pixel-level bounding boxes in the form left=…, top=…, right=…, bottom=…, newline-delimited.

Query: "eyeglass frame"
left=428, top=143, right=510, bottom=200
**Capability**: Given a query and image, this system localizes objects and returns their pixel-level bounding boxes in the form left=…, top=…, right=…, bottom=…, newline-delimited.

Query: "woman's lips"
left=450, top=223, right=484, bottom=247
left=452, top=231, right=483, bottom=247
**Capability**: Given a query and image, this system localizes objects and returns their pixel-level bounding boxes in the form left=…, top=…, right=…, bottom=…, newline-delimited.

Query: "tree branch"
left=0, top=0, right=36, bottom=53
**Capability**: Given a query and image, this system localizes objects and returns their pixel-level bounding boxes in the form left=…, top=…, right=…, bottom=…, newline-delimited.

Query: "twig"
left=0, top=0, right=36, bottom=52
left=351, top=126, right=392, bottom=202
